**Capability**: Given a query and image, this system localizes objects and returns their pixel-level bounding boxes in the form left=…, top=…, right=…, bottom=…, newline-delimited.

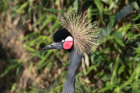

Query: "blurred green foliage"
left=0, top=0, right=140, bottom=93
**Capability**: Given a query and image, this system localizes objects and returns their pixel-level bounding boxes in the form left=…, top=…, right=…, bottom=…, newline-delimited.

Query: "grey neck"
left=62, top=47, right=83, bottom=93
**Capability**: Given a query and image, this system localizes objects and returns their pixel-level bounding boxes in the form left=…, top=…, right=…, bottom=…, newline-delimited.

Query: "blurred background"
left=0, top=0, right=140, bottom=93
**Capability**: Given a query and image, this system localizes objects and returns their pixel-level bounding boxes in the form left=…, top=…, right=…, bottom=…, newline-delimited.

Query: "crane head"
left=43, top=11, right=101, bottom=54
left=42, top=28, right=74, bottom=50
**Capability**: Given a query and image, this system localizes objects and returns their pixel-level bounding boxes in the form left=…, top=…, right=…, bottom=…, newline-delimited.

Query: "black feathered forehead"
left=53, top=28, right=72, bottom=42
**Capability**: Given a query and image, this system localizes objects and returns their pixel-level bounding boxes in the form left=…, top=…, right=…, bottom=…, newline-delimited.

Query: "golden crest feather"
left=59, top=11, right=100, bottom=54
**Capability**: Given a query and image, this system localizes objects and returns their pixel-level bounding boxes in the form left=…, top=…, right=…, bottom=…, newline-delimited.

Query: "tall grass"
left=0, top=0, right=140, bottom=93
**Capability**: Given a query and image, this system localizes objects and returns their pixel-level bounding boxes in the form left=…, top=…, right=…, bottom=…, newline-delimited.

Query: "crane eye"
left=61, top=40, right=65, bottom=42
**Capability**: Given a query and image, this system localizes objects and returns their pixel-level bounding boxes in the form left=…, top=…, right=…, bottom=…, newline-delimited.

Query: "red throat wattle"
left=63, top=36, right=73, bottom=50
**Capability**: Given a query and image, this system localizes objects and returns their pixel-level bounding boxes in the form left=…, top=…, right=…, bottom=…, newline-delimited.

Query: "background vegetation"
left=0, top=0, right=140, bottom=93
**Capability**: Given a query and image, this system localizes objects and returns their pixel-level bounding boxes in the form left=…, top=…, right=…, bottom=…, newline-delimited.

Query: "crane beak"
left=42, top=42, right=63, bottom=50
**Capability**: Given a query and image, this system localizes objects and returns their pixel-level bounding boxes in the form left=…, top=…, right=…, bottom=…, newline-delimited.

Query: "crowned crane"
left=42, top=12, right=100, bottom=93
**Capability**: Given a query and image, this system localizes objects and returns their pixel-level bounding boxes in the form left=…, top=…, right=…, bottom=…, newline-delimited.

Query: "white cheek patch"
left=65, top=36, right=73, bottom=41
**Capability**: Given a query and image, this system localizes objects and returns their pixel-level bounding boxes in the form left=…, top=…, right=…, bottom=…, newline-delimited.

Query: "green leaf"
left=40, top=15, right=55, bottom=30
left=112, top=30, right=125, bottom=47
left=49, top=20, right=61, bottom=32
left=36, top=50, right=53, bottom=72
left=100, top=84, right=115, bottom=92
left=118, top=65, right=125, bottom=75
left=86, top=65, right=98, bottom=75
left=33, top=13, right=46, bottom=27
left=1, top=64, right=18, bottom=77
left=94, top=0, right=104, bottom=23
left=15, top=1, right=28, bottom=14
